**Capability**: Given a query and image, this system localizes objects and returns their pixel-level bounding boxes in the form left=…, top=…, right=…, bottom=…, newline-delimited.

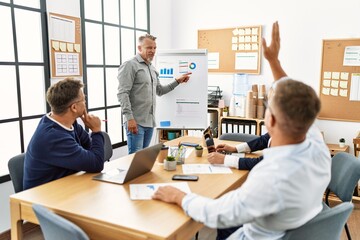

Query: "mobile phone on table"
left=172, top=174, right=199, bottom=181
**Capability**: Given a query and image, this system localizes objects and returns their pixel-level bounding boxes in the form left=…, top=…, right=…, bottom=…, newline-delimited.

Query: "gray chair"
left=219, top=133, right=259, bottom=142
left=324, top=152, right=360, bottom=240
left=101, top=131, right=113, bottom=161
left=33, top=204, right=89, bottom=240
left=283, top=202, right=354, bottom=240
left=8, top=153, right=26, bottom=193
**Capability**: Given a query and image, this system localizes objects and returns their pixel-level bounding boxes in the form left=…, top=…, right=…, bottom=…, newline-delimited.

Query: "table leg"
left=10, top=200, right=23, bottom=240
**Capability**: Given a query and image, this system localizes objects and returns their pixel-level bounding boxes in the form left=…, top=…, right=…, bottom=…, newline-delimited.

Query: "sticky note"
left=74, top=44, right=81, bottom=52
left=52, top=41, right=59, bottom=51
left=59, top=42, right=67, bottom=52
left=322, top=88, right=330, bottom=95
left=232, top=37, right=238, bottom=43
left=339, top=89, right=348, bottom=97
left=323, top=72, right=331, bottom=79
left=232, top=44, right=237, bottom=51
left=252, top=35, right=258, bottom=42
left=232, top=28, right=239, bottom=36
left=330, top=88, right=338, bottom=96
left=340, top=81, right=348, bottom=89
left=252, top=28, right=258, bottom=35
left=67, top=43, right=74, bottom=52
left=323, top=79, right=331, bottom=87
left=331, top=80, right=339, bottom=88
left=332, top=72, right=340, bottom=79
left=251, top=43, right=258, bottom=50
left=341, top=72, right=349, bottom=80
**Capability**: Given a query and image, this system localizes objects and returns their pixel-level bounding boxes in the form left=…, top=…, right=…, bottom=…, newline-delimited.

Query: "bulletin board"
left=198, top=25, right=262, bottom=74
left=48, top=13, right=83, bottom=78
left=318, top=39, right=360, bottom=122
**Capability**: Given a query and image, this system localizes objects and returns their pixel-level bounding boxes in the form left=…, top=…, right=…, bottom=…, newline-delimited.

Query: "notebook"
left=92, top=143, right=163, bottom=184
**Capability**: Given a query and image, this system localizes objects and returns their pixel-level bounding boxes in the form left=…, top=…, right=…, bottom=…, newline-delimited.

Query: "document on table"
left=130, top=182, right=191, bottom=200
left=182, top=164, right=233, bottom=174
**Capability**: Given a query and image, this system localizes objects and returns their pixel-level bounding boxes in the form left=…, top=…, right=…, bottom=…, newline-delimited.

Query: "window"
left=0, top=0, right=150, bottom=181
left=80, top=0, right=150, bottom=148
left=0, top=1, right=49, bottom=180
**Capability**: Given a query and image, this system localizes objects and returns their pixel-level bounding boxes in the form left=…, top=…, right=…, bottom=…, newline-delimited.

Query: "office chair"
left=324, top=152, right=360, bottom=240
left=101, top=131, right=113, bottom=161
left=283, top=202, right=353, bottom=240
left=33, top=204, right=89, bottom=240
left=8, top=153, right=26, bottom=193
left=219, top=133, right=259, bottom=142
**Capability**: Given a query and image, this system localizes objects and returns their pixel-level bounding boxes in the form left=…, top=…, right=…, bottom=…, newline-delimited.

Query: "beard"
left=147, top=56, right=154, bottom=62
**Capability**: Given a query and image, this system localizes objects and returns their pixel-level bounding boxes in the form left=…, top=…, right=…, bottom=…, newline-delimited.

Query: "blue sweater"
left=238, top=133, right=270, bottom=170
left=23, top=115, right=105, bottom=190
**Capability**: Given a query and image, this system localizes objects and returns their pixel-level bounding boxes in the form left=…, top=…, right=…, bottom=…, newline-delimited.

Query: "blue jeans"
left=125, top=124, right=154, bottom=154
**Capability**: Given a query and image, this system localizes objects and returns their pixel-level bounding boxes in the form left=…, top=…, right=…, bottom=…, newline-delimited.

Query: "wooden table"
left=326, top=143, right=350, bottom=156
left=10, top=136, right=251, bottom=240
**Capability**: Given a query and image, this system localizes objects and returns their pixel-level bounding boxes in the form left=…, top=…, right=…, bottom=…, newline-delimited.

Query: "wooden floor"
left=1, top=198, right=359, bottom=240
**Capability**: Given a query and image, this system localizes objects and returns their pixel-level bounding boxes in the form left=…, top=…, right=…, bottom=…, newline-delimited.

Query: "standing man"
left=152, top=22, right=331, bottom=240
left=117, top=34, right=191, bottom=154
left=24, top=78, right=105, bottom=190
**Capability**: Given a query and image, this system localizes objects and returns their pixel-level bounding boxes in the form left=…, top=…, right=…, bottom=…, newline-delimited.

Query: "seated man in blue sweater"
left=23, top=78, right=105, bottom=190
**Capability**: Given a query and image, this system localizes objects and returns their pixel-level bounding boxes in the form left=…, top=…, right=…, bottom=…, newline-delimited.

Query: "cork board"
left=49, top=13, right=83, bottom=78
left=318, top=39, right=360, bottom=122
left=198, top=25, right=262, bottom=74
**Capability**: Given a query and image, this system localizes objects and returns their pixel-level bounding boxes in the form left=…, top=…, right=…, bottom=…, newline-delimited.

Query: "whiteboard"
left=155, top=49, right=208, bottom=130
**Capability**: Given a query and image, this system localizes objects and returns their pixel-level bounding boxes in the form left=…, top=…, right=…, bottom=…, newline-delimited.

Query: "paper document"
left=130, top=182, right=191, bottom=200
left=182, top=164, right=233, bottom=174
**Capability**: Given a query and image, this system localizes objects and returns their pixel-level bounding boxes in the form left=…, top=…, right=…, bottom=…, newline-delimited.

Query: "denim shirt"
left=117, top=54, right=179, bottom=127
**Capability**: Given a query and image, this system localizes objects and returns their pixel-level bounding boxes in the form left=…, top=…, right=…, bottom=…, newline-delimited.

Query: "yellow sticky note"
left=322, top=87, right=330, bottom=95
left=332, top=72, right=340, bottom=79
left=330, top=88, right=338, bottom=96
left=251, top=43, right=258, bottom=50
left=59, top=42, right=67, bottom=52
left=331, top=80, right=339, bottom=88
left=323, top=79, right=331, bottom=87
left=52, top=41, right=59, bottom=51
left=323, top=72, right=331, bottom=79
left=339, top=81, right=348, bottom=89
left=339, top=89, right=348, bottom=97
left=341, top=72, right=349, bottom=80
left=67, top=43, right=74, bottom=52
left=74, top=44, right=81, bottom=53
left=232, top=28, right=239, bottom=36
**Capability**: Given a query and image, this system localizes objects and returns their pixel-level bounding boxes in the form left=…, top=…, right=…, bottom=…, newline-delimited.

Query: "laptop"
left=93, top=143, right=163, bottom=184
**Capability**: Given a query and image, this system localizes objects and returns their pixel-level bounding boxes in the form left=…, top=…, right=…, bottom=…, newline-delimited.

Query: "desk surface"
left=10, top=136, right=252, bottom=240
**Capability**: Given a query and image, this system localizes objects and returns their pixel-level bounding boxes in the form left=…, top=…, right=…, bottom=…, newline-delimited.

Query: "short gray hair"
left=138, top=34, right=157, bottom=44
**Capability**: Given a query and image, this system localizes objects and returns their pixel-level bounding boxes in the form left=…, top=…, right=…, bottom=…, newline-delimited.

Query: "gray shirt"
left=117, top=54, right=179, bottom=127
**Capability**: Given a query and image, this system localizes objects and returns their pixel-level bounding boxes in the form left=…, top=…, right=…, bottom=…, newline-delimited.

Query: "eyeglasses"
left=67, top=98, right=86, bottom=108
left=263, top=99, right=274, bottom=116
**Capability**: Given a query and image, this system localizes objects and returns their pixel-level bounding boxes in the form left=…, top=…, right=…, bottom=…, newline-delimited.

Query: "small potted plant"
left=195, top=145, right=203, bottom=157
left=164, top=155, right=177, bottom=171
left=223, top=107, right=228, bottom=117
left=339, top=138, right=345, bottom=148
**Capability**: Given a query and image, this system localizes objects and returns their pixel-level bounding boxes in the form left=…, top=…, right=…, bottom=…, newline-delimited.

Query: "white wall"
left=151, top=0, right=360, bottom=152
